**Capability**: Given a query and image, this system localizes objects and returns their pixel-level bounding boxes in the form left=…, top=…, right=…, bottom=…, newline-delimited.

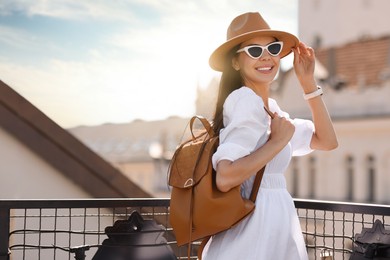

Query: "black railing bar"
left=9, top=211, right=170, bottom=219
left=299, top=213, right=390, bottom=219
left=9, top=228, right=173, bottom=236
left=305, top=245, right=353, bottom=253
left=9, top=229, right=104, bottom=236
left=298, top=215, right=380, bottom=223
left=97, top=207, right=101, bottom=245
left=298, top=214, right=384, bottom=220
left=301, top=231, right=354, bottom=240
left=22, top=208, right=26, bottom=259
left=82, top=208, right=86, bottom=247
left=0, top=198, right=171, bottom=209
left=0, top=208, right=10, bottom=258
left=9, top=244, right=97, bottom=251
left=313, top=209, right=317, bottom=260
left=111, top=207, right=116, bottom=228
left=306, top=245, right=352, bottom=253
left=38, top=208, right=42, bottom=260
left=67, top=207, right=71, bottom=260
left=53, top=207, right=58, bottom=260
left=299, top=217, right=390, bottom=233
left=332, top=211, right=336, bottom=259
left=10, top=242, right=177, bottom=250
left=2, top=198, right=390, bottom=214
left=294, top=199, right=390, bottom=215
left=141, top=212, right=171, bottom=216
left=91, top=242, right=176, bottom=248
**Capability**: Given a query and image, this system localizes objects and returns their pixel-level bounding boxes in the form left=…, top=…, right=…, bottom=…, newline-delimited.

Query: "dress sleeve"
left=212, top=88, right=268, bottom=170
left=290, top=118, right=315, bottom=156
left=269, top=98, right=314, bottom=156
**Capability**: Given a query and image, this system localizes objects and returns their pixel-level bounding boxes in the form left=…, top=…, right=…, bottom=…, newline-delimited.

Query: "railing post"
left=0, top=208, right=10, bottom=260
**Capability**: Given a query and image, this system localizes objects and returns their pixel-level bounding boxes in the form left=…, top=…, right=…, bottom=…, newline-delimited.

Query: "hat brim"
left=209, top=30, right=299, bottom=71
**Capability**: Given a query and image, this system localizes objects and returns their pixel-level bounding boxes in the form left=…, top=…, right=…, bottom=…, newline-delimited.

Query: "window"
left=362, top=0, right=371, bottom=8
left=367, top=155, right=375, bottom=202
left=291, top=158, right=299, bottom=197
left=308, top=157, right=316, bottom=199
left=313, top=0, right=321, bottom=9
left=346, top=156, right=354, bottom=201
left=313, top=34, right=322, bottom=49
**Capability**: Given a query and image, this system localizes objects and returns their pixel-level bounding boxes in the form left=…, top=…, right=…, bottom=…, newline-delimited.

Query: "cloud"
left=0, top=0, right=140, bottom=22
left=0, top=0, right=298, bottom=127
left=1, top=0, right=297, bottom=28
left=0, top=25, right=42, bottom=50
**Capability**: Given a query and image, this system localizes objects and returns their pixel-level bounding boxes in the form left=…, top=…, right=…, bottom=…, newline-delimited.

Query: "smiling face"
left=232, top=36, right=281, bottom=89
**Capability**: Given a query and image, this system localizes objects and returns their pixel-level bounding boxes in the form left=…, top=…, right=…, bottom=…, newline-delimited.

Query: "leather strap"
left=188, top=188, right=194, bottom=258
left=250, top=106, right=271, bottom=202
left=197, top=236, right=211, bottom=260
left=190, top=115, right=214, bottom=140
left=249, top=166, right=266, bottom=202
left=263, top=106, right=274, bottom=119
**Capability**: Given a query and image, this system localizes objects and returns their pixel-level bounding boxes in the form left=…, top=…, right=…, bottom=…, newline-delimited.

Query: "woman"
left=202, top=12, right=338, bottom=260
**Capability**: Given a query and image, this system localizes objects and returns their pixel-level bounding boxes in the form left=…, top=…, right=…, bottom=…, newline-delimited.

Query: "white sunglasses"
left=236, top=41, right=284, bottom=59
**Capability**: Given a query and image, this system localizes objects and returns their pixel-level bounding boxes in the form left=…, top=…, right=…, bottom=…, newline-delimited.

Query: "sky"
left=0, top=0, right=298, bottom=128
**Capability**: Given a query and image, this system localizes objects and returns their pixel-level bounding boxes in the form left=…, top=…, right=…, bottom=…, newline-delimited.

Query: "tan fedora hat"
left=209, top=12, right=299, bottom=71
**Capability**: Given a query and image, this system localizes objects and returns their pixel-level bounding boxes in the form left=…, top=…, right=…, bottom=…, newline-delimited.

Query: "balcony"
left=1, top=198, right=390, bottom=260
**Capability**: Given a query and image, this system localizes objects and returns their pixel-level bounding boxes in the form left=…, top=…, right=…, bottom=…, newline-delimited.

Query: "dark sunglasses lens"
left=268, top=43, right=282, bottom=55
left=248, top=47, right=263, bottom=58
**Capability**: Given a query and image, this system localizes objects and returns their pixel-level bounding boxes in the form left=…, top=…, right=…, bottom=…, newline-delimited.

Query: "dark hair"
left=212, top=47, right=243, bottom=135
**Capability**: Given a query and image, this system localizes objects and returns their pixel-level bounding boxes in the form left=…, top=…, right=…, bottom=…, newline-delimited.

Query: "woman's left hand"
left=293, top=42, right=316, bottom=88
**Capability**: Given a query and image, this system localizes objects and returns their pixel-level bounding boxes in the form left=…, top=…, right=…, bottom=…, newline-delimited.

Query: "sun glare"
left=122, top=27, right=220, bottom=121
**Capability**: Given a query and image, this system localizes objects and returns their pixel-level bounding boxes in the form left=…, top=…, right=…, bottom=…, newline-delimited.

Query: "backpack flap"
left=169, top=134, right=218, bottom=189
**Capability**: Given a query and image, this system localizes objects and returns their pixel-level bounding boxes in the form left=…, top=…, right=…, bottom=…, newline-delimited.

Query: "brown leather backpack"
left=168, top=116, right=264, bottom=248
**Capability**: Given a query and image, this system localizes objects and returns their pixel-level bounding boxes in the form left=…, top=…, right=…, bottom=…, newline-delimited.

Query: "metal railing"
left=0, top=198, right=390, bottom=260
left=295, top=199, right=390, bottom=259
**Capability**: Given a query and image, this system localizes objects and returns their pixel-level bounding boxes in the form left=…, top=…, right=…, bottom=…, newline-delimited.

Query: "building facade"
left=298, top=0, right=390, bottom=49
left=69, top=117, right=190, bottom=197
left=274, top=68, right=390, bottom=204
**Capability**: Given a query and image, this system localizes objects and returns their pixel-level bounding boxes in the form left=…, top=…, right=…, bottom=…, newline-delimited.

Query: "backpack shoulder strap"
left=249, top=106, right=273, bottom=202
left=249, top=166, right=266, bottom=203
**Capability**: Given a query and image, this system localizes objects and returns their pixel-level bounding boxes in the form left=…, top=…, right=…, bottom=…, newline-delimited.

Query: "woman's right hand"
left=269, top=112, right=295, bottom=145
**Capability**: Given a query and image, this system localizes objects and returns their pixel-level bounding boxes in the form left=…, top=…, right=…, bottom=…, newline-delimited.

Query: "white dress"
left=202, top=87, right=314, bottom=260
